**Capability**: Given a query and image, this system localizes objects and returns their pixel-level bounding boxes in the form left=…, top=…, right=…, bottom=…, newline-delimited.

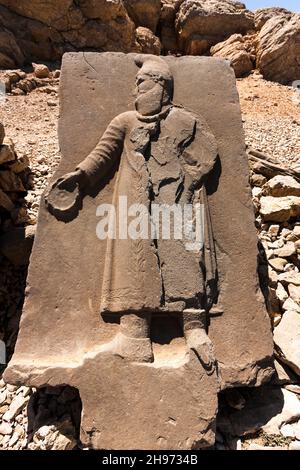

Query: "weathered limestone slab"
left=4, top=53, right=274, bottom=449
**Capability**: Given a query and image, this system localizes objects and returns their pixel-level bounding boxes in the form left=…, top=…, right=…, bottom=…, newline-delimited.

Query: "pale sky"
left=245, top=0, right=298, bottom=11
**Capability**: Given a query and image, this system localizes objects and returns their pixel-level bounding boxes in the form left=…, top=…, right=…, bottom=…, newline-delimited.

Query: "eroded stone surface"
left=4, top=53, right=273, bottom=449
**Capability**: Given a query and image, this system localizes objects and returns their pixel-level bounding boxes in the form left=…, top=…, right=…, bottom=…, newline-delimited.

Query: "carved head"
left=134, top=56, right=173, bottom=116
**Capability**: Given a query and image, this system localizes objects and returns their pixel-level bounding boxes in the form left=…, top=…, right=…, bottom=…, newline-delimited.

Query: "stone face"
left=210, top=34, right=253, bottom=78
left=274, top=310, right=300, bottom=376
left=257, top=13, right=300, bottom=85
left=5, top=53, right=273, bottom=449
left=175, top=0, right=254, bottom=55
left=260, top=196, right=300, bottom=222
left=265, top=175, right=300, bottom=197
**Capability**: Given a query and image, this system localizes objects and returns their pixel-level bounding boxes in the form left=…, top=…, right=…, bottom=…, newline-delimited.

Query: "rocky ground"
left=0, top=66, right=300, bottom=450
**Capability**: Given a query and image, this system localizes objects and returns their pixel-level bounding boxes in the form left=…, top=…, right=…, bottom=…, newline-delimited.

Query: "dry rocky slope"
left=0, top=0, right=300, bottom=452
left=0, top=1, right=299, bottom=83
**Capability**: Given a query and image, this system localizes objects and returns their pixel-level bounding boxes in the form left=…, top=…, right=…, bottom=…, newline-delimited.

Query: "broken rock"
left=0, top=170, right=25, bottom=192
left=175, top=0, right=254, bottom=55
left=260, top=196, right=300, bottom=223
left=210, top=34, right=253, bottom=78
left=0, top=121, right=4, bottom=144
left=274, top=310, right=300, bottom=376
left=264, top=175, right=300, bottom=197
left=257, top=13, right=300, bottom=84
left=0, top=226, right=35, bottom=266
left=0, top=144, right=16, bottom=165
left=33, top=63, right=50, bottom=79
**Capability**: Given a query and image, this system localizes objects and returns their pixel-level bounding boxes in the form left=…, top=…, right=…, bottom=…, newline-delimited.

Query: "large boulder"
left=257, top=13, right=300, bottom=85
left=0, top=0, right=136, bottom=66
left=160, top=0, right=178, bottom=53
left=123, top=0, right=161, bottom=33
left=210, top=33, right=253, bottom=77
left=175, top=0, right=254, bottom=55
left=254, top=7, right=292, bottom=30
left=0, top=27, right=24, bottom=68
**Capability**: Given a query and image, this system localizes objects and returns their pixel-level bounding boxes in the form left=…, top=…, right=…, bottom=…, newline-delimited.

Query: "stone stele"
left=4, top=53, right=274, bottom=450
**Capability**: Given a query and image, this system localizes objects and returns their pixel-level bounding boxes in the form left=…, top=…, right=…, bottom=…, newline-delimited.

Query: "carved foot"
left=101, top=332, right=154, bottom=363
left=185, top=328, right=216, bottom=374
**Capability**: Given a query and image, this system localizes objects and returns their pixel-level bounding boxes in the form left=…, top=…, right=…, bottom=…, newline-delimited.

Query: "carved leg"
left=183, top=309, right=216, bottom=374
left=113, top=312, right=153, bottom=363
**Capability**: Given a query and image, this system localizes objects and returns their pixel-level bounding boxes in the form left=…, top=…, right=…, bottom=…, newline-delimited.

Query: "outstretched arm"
left=76, top=114, right=126, bottom=189
left=45, top=115, right=126, bottom=218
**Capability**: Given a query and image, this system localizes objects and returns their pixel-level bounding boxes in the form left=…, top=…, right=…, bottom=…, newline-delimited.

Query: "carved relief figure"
left=45, top=56, right=219, bottom=369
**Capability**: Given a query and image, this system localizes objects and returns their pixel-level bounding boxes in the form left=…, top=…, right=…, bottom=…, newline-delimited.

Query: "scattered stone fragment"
left=33, top=63, right=50, bottom=79
left=248, top=443, right=287, bottom=450
left=274, top=310, right=300, bottom=376
left=273, top=242, right=296, bottom=258
left=268, top=257, right=287, bottom=272
left=282, top=297, right=300, bottom=313
left=264, top=175, right=300, bottom=197
left=268, top=224, right=280, bottom=239
left=280, top=421, right=300, bottom=439
left=251, top=173, right=267, bottom=187
left=0, top=422, right=13, bottom=436
left=9, top=154, right=30, bottom=174
left=276, top=283, right=288, bottom=303
left=260, top=196, right=300, bottom=222
left=279, top=272, right=300, bottom=286
left=288, top=284, right=300, bottom=305
left=284, top=384, right=300, bottom=395
left=0, top=170, right=25, bottom=192
left=289, top=440, right=300, bottom=450
left=0, top=144, right=16, bottom=164
left=3, top=395, right=28, bottom=422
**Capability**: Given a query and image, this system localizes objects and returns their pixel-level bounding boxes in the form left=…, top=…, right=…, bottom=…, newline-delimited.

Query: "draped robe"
left=77, top=105, right=218, bottom=314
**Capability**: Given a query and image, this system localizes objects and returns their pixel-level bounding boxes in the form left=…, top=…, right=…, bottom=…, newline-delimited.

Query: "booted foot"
left=185, top=328, right=216, bottom=374
left=100, top=332, right=154, bottom=363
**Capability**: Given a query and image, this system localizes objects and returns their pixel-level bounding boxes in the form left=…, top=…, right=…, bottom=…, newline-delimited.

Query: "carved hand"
left=51, top=168, right=85, bottom=192
left=185, top=328, right=216, bottom=373
left=45, top=168, right=86, bottom=220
